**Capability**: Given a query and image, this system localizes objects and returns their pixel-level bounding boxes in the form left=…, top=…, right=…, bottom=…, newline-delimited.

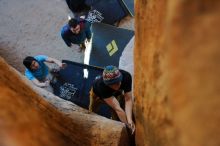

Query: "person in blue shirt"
left=61, top=18, right=92, bottom=51
left=23, top=55, right=66, bottom=87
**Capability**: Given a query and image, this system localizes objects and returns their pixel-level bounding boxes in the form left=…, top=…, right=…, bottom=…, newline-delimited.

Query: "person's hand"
left=44, top=80, right=50, bottom=87
left=58, top=63, right=67, bottom=69
left=60, top=63, right=67, bottom=69
left=127, top=121, right=135, bottom=135
left=87, top=38, right=91, bottom=43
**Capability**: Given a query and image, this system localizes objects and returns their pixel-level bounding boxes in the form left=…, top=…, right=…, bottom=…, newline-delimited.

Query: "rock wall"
left=0, top=57, right=129, bottom=146
left=134, top=0, right=220, bottom=146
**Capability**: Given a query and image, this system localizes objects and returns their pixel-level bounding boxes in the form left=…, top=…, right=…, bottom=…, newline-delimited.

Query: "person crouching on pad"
left=89, top=65, right=135, bottom=134
left=61, top=18, right=91, bottom=52
left=23, top=55, right=66, bottom=88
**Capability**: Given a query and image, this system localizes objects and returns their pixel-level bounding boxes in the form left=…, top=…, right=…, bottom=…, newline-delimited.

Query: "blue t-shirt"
left=25, top=55, right=49, bottom=81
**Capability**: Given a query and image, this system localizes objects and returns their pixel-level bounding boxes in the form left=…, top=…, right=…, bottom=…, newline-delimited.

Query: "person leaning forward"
left=89, top=65, right=135, bottom=134
left=61, top=18, right=91, bottom=51
left=23, top=55, right=66, bottom=88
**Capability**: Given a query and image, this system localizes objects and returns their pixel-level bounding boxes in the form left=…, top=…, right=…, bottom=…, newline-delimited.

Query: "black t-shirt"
left=93, top=70, right=132, bottom=99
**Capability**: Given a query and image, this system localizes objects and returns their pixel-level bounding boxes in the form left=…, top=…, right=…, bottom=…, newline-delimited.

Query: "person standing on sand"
left=61, top=18, right=92, bottom=52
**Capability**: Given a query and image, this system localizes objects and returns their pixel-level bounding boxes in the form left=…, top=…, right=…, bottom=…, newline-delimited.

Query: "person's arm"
left=32, top=78, right=49, bottom=87
left=124, top=91, right=135, bottom=134
left=104, top=96, right=128, bottom=124
left=24, top=66, right=49, bottom=88
left=85, top=22, right=92, bottom=41
left=45, top=57, right=66, bottom=69
left=61, top=29, right=73, bottom=47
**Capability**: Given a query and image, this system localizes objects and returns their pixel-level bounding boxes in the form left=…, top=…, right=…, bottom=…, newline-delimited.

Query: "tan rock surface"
left=134, top=0, right=220, bottom=146
left=0, top=57, right=129, bottom=146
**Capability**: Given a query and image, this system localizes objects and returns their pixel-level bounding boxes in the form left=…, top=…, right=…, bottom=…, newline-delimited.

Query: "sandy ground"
left=0, top=0, right=134, bottom=73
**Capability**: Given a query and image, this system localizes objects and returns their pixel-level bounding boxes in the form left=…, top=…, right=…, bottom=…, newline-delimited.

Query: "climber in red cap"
left=89, top=65, right=135, bottom=134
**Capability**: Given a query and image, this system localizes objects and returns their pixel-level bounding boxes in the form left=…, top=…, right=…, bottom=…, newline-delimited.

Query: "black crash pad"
left=52, top=60, right=112, bottom=118
left=89, top=22, right=134, bottom=67
left=85, top=0, right=128, bottom=24
left=121, top=0, right=134, bottom=16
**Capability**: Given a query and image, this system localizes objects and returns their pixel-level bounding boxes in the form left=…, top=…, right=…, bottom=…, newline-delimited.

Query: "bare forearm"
left=104, top=97, right=128, bottom=124
left=124, top=92, right=135, bottom=134
left=32, top=79, right=48, bottom=87
left=124, top=92, right=133, bottom=123
left=115, top=109, right=128, bottom=124
left=125, top=99, right=133, bottom=122
left=47, top=57, right=62, bottom=66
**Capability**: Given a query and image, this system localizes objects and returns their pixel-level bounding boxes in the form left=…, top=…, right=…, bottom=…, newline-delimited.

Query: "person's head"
left=103, top=65, right=122, bottom=90
left=68, top=18, right=80, bottom=34
left=23, top=56, right=39, bottom=71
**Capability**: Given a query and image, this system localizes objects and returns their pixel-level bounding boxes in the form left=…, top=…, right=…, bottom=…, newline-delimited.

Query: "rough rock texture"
left=0, top=57, right=129, bottom=146
left=134, top=0, right=220, bottom=146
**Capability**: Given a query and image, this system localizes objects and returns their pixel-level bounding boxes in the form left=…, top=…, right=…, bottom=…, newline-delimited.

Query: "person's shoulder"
left=25, top=69, right=35, bottom=80
left=120, top=69, right=132, bottom=81
left=94, top=77, right=102, bottom=85
left=94, top=77, right=108, bottom=89
left=25, top=68, right=31, bottom=74
left=34, top=55, right=48, bottom=61
left=61, top=24, right=70, bottom=34
left=120, top=69, right=131, bottom=76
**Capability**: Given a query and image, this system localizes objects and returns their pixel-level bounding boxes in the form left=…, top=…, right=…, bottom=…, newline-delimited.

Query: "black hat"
left=68, top=18, right=79, bottom=28
left=23, top=56, right=37, bottom=71
left=103, top=65, right=123, bottom=85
